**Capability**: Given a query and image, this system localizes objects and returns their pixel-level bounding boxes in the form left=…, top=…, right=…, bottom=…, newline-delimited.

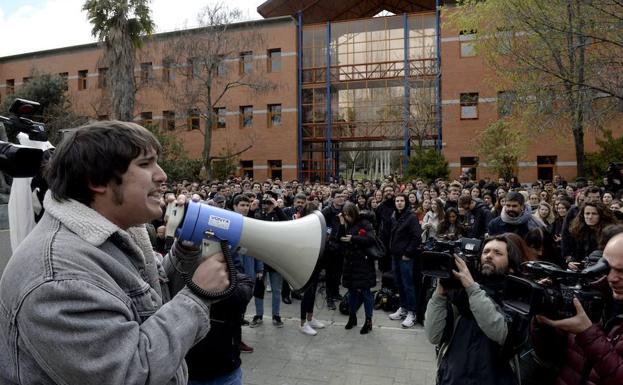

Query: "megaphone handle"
left=181, top=239, right=239, bottom=300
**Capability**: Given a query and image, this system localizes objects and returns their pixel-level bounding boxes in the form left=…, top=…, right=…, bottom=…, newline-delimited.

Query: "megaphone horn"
left=177, top=201, right=326, bottom=292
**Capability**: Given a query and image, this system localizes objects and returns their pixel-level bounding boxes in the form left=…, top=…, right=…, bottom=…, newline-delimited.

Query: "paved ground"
left=240, top=285, right=437, bottom=385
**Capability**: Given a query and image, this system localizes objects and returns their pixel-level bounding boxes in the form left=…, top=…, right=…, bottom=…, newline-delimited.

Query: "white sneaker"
left=308, top=318, right=326, bottom=329
left=300, top=323, right=318, bottom=336
left=389, top=307, right=407, bottom=320
left=401, top=312, right=416, bottom=328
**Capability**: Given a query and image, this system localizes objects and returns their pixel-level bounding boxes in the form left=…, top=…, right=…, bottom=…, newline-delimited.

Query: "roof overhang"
left=258, top=0, right=438, bottom=24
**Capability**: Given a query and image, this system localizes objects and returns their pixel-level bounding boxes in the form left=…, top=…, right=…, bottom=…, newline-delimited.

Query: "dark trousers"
left=300, top=272, right=319, bottom=320
left=325, top=252, right=343, bottom=300
left=348, top=288, right=373, bottom=318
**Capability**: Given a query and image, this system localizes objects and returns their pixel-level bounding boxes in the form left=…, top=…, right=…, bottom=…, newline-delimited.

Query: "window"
left=163, top=110, right=175, bottom=131
left=268, top=104, right=282, bottom=127
left=460, top=93, right=479, bottom=119
left=98, top=68, right=108, bottom=89
left=97, top=114, right=109, bottom=121
left=22, top=77, right=31, bottom=84
left=459, top=30, right=477, bottom=58
left=537, top=156, right=557, bottom=181
left=240, top=51, right=253, bottom=74
left=240, top=160, right=253, bottom=179
left=268, top=49, right=281, bottom=72
left=78, top=70, right=88, bottom=90
left=162, top=59, right=175, bottom=83
left=498, top=90, right=517, bottom=117
left=240, top=105, right=253, bottom=127
left=187, top=108, right=200, bottom=130
left=216, top=55, right=226, bottom=76
left=268, top=160, right=282, bottom=180
left=6, top=79, right=14, bottom=94
left=214, top=107, right=226, bottom=128
left=59, top=72, right=68, bottom=91
left=460, top=156, right=479, bottom=179
left=140, top=62, right=153, bottom=85
left=187, top=57, right=200, bottom=78
left=140, top=111, right=153, bottom=127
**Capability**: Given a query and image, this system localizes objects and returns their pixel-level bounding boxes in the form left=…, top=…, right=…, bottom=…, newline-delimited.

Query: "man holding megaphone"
left=0, top=121, right=231, bottom=385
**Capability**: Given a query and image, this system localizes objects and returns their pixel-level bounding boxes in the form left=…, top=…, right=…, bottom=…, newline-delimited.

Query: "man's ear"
left=89, top=182, right=107, bottom=194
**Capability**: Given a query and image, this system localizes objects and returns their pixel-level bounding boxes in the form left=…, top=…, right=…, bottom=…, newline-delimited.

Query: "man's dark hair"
left=458, top=195, right=473, bottom=207
left=586, top=186, right=602, bottom=196
left=294, top=193, right=307, bottom=201
left=505, top=191, right=525, bottom=205
left=482, top=233, right=523, bottom=272
left=233, top=194, right=250, bottom=206
left=46, top=121, right=161, bottom=205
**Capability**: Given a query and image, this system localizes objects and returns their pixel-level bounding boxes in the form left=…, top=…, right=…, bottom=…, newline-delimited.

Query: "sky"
left=0, top=0, right=265, bottom=57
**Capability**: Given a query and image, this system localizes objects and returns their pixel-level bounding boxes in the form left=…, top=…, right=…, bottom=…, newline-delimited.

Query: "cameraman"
left=534, top=233, right=623, bottom=385
left=424, top=234, right=526, bottom=385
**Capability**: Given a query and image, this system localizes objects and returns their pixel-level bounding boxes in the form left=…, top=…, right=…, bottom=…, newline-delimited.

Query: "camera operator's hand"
left=191, top=251, right=230, bottom=293
left=435, top=279, right=449, bottom=297
left=536, top=297, right=592, bottom=334
left=452, top=255, right=475, bottom=289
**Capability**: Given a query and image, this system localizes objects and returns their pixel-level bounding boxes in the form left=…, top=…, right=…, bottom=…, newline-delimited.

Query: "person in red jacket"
left=536, top=232, right=623, bottom=385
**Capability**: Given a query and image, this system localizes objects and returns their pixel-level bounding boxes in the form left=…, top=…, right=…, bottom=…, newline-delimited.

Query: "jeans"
left=348, top=288, right=374, bottom=318
left=188, top=367, right=242, bottom=385
left=392, top=258, right=417, bottom=313
left=255, top=271, right=282, bottom=317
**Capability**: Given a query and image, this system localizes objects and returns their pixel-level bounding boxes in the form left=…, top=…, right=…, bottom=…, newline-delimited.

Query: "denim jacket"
left=0, top=193, right=213, bottom=385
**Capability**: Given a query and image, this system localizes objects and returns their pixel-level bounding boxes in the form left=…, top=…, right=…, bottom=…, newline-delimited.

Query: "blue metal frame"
left=403, top=13, right=410, bottom=174
left=325, top=21, right=332, bottom=182
left=435, top=0, right=443, bottom=152
left=297, top=11, right=304, bottom=180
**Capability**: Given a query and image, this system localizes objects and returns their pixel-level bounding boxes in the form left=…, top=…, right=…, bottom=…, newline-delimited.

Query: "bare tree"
left=158, top=3, right=274, bottom=179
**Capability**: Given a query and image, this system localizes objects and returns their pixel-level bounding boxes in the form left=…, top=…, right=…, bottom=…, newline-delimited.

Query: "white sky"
left=0, top=0, right=266, bottom=57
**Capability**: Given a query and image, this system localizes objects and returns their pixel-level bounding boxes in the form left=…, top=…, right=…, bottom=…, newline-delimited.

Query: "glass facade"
left=301, top=13, right=439, bottom=181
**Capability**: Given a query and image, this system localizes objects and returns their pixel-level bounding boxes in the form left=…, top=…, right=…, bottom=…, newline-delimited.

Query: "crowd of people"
left=1, top=119, right=622, bottom=385
left=146, top=170, right=623, bottom=385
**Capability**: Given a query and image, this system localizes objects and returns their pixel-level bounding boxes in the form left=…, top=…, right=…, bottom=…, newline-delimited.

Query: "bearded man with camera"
left=424, top=234, right=527, bottom=385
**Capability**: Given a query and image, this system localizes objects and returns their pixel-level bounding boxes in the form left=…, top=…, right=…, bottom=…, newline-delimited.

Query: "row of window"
left=134, top=104, right=283, bottom=130
left=459, top=91, right=516, bottom=119
left=1, top=49, right=282, bottom=94
left=460, top=155, right=559, bottom=180
left=239, top=160, right=283, bottom=179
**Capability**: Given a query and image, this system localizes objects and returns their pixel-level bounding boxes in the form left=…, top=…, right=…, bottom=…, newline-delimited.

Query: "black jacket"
left=339, top=218, right=376, bottom=289
left=375, top=199, right=395, bottom=247
left=389, top=209, right=422, bottom=259
left=466, top=201, right=493, bottom=239
left=321, top=204, right=343, bottom=255
left=186, top=273, right=254, bottom=380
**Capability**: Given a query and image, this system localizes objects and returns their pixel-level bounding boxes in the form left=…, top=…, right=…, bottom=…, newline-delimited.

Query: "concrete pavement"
left=240, top=287, right=437, bottom=385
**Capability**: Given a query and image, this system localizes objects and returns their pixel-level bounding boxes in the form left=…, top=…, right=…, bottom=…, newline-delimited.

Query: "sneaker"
left=272, top=315, right=284, bottom=328
left=266, top=280, right=272, bottom=292
left=308, top=318, right=326, bottom=329
left=389, top=307, right=407, bottom=320
left=401, top=312, right=416, bottom=328
left=282, top=295, right=292, bottom=305
left=241, top=318, right=250, bottom=326
left=327, top=299, right=336, bottom=310
left=300, top=322, right=318, bottom=336
left=250, top=315, right=263, bottom=328
left=239, top=341, right=254, bottom=353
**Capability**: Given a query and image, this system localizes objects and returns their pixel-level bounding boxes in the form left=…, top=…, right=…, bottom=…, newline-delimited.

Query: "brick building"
left=0, top=0, right=620, bottom=182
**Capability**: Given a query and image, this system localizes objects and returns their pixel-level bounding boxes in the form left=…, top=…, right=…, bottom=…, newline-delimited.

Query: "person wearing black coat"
left=338, top=202, right=376, bottom=335
left=186, top=271, right=254, bottom=383
left=388, top=193, right=422, bottom=328
left=374, top=185, right=396, bottom=272
left=321, top=191, right=347, bottom=310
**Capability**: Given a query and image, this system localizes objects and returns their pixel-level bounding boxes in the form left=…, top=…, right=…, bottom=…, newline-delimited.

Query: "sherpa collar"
left=43, top=191, right=164, bottom=298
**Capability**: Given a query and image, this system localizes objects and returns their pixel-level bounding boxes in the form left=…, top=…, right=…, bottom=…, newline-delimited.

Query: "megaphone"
left=177, top=200, right=326, bottom=292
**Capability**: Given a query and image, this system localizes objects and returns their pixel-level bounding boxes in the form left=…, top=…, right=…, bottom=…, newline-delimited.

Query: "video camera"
left=0, top=99, right=48, bottom=178
left=420, top=238, right=482, bottom=289
left=503, top=259, right=610, bottom=322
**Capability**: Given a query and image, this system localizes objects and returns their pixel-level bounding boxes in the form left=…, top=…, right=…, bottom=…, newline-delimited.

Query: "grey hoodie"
left=0, top=192, right=212, bottom=385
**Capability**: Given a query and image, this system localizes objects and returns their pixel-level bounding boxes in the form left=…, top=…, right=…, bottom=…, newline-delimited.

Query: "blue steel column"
left=403, top=13, right=410, bottom=174
left=325, top=21, right=332, bottom=182
left=435, top=0, right=443, bottom=151
left=297, top=11, right=303, bottom=180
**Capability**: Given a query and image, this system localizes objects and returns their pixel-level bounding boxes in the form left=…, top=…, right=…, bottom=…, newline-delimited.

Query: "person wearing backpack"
left=388, top=193, right=422, bottom=328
